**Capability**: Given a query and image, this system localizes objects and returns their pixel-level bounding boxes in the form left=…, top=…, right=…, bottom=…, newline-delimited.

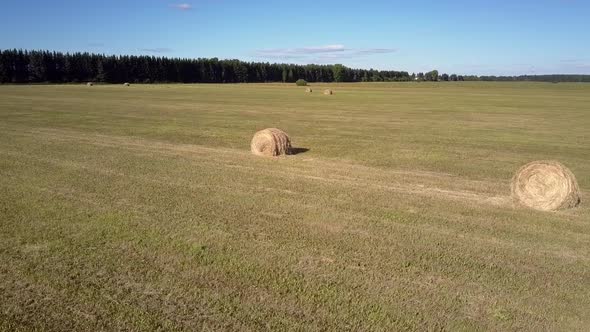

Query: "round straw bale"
left=124, top=82, right=130, bottom=86
left=251, top=128, right=292, bottom=157
left=323, top=89, right=333, bottom=95
left=87, top=82, right=94, bottom=86
left=511, top=160, right=580, bottom=211
left=306, top=87, right=313, bottom=93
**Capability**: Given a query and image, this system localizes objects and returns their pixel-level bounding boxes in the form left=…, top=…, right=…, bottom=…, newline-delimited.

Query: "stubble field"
left=1, top=82, right=589, bottom=330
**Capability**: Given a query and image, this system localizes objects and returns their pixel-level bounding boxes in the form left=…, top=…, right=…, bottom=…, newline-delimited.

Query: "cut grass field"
left=1, top=82, right=589, bottom=330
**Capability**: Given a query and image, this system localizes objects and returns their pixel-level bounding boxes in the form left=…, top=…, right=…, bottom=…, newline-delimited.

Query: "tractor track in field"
left=0, top=127, right=518, bottom=209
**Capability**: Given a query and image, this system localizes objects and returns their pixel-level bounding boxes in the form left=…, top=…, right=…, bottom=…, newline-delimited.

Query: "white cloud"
left=254, top=44, right=397, bottom=63
left=355, top=48, right=399, bottom=55
left=171, top=3, right=192, bottom=11
left=256, top=45, right=347, bottom=57
left=140, top=48, right=173, bottom=53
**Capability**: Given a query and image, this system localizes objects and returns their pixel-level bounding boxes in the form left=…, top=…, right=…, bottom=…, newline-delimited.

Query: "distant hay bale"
left=124, top=82, right=130, bottom=86
left=511, top=160, right=580, bottom=211
left=250, top=128, right=292, bottom=157
left=323, top=89, right=333, bottom=95
left=87, top=82, right=94, bottom=86
left=306, top=87, right=313, bottom=93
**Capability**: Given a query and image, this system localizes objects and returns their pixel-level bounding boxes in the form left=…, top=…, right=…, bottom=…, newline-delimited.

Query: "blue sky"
left=1, top=0, right=588, bottom=75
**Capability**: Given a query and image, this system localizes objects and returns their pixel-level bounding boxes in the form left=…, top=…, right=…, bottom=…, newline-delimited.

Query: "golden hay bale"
left=323, top=89, right=333, bottom=95
left=251, top=128, right=292, bottom=157
left=124, top=82, right=130, bottom=86
left=87, top=82, right=94, bottom=86
left=306, top=87, right=313, bottom=93
left=511, top=160, right=581, bottom=211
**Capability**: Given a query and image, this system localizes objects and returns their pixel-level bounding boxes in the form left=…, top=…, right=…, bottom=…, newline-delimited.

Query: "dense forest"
left=1, top=49, right=589, bottom=84
left=0, top=49, right=411, bottom=84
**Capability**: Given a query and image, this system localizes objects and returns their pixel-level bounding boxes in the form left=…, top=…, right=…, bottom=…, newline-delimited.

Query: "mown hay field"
left=1, top=82, right=589, bottom=330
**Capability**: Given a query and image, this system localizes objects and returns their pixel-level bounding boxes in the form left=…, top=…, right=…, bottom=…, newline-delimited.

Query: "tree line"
left=0, top=49, right=411, bottom=84
left=1, top=49, right=588, bottom=84
left=410, top=72, right=590, bottom=82
left=465, top=74, right=590, bottom=82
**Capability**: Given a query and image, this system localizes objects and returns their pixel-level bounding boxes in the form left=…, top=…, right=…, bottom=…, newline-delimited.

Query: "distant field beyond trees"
left=1, top=49, right=589, bottom=84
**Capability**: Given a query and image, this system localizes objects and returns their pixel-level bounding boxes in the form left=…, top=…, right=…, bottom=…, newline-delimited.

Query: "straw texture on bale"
left=250, top=128, right=292, bottom=157
left=323, top=89, right=333, bottom=95
left=511, top=160, right=581, bottom=211
left=306, top=88, right=313, bottom=93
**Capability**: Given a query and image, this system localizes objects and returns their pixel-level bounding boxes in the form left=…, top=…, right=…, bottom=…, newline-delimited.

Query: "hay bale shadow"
left=290, top=147, right=309, bottom=155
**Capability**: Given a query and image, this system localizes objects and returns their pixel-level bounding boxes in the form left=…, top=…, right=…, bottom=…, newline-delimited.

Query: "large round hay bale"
left=511, top=160, right=580, bottom=211
left=124, top=82, right=130, bottom=86
left=251, top=128, right=292, bottom=157
left=306, top=87, right=313, bottom=93
left=323, top=89, right=333, bottom=95
left=87, top=82, right=94, bottom=86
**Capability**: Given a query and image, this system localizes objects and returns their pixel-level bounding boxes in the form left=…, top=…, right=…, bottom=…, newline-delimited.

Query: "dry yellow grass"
left=0, top=82, right=589, bottom=331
